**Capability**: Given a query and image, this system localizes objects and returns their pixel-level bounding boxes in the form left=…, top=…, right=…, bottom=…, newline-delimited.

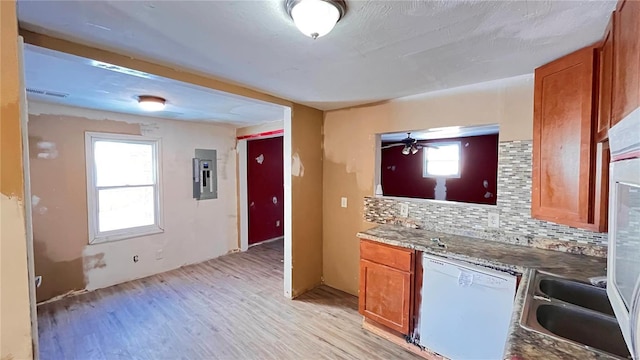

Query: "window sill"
left=89, top=226, right=164, bottom=245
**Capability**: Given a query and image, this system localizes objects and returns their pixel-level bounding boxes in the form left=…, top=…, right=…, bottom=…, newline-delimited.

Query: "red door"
left=247, top=136, right=284, bottom=245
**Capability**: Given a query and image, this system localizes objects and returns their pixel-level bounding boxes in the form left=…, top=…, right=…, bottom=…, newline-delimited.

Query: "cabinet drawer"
left=360, top=240, right=414, bottom=272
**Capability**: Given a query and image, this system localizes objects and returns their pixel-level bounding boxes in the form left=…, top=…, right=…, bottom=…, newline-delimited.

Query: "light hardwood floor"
left=37, top=240, right=420, bottom=360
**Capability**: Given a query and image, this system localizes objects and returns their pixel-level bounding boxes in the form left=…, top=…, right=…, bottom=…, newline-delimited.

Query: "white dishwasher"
left=418, top=254, right=516, bottom=360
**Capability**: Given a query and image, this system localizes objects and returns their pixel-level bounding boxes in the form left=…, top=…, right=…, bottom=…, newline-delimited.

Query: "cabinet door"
left=359, top=259, right=413, bottom=334
left=612, top=0, right=640, bottom=125
left=532, top=46, right=596, bottom=228
left=597, top=15, right=615, bottom=142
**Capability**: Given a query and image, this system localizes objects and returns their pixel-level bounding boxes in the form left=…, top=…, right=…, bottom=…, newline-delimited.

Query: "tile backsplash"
left=364, top=141, right=608, bottom=257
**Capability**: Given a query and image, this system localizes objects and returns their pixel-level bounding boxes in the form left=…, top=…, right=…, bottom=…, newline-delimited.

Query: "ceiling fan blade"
left=381, top=143, right=406, bottom=149
left=414, top=142, right=440, bottom=148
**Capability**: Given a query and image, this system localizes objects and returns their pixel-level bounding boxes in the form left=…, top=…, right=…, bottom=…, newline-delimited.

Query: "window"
left=423, top=142, right=461, bottom=178
left=85, top=132, right=162, bottom=243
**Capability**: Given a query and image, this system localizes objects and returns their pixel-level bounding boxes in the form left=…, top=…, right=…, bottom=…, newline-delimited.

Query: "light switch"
left=341, top=197, right=348, bottom=208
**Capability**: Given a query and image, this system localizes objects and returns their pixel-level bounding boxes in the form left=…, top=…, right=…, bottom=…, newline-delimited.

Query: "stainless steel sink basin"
left=536, top=304, right=629, bottom=358
left=520, top=271, right=631, bottom=359
left=539, top=278, right=615, bottom=316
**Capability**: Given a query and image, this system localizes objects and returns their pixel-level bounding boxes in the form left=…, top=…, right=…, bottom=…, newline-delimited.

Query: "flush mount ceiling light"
left=137, top=95, right=166, bottom=111
left=286, top=0, right=346, bottom=39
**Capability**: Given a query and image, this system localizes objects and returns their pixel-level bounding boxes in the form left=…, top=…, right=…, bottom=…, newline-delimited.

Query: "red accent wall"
left=381, top=134, right=498, bottom=205
left=247, top=136, right=284, bottom=244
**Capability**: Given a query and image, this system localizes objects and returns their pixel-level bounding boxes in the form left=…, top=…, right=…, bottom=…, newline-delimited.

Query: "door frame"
left=236, top=107, right=291, bottom=299
left=237, top=132, right=285, bottom=251
left=18, top=35, right=40, bottom=359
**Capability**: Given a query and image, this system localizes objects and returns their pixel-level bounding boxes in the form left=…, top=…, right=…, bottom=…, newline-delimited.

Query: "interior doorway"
left=247, top=136, right=284, bottom=246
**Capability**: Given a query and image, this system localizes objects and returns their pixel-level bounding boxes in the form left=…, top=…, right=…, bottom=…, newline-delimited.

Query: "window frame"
left=85, top=132, right=164, bottom=244
left=422, top=141, right=462, bottom=178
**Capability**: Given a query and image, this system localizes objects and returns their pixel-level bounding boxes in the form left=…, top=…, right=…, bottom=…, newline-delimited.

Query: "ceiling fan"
left=381, top=132, right=436, bottom=155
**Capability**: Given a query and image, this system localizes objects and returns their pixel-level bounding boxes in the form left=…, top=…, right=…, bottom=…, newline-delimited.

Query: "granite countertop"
left=357, top=224, right=611, bottom=360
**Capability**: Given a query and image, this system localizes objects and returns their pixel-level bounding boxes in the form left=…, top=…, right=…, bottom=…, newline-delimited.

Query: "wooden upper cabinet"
left=532, top=46, right=600, bottom=230
left=597, top=15, right=615, bottom=142
left=612, top=0, right=640, bottom=125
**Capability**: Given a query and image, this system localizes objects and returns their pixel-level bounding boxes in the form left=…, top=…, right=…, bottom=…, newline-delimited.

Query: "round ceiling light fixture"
left=286, top=0, right=346, bottom=39
left=137, top=95, right=166, bottom=111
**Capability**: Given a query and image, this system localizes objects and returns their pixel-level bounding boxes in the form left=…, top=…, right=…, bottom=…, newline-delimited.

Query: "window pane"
left=425, top=143, right=460, bottom=177
left=95, top=141, right=154, bottom=187
left=98, top=186, right=155, bottom=232
left=427, top=160, right=459, bottom=176
left=427, top=144, right=459, bottom=161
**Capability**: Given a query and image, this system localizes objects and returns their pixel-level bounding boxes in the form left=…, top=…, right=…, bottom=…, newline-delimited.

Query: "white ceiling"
left=18, top=0, right=616, bottom=111
left=381, top=124, right=499, bottom=142
left=23, top=44, right=285, bottom=126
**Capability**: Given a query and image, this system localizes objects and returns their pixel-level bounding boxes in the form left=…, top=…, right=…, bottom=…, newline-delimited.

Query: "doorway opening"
left=246, top=135, right=284, bottom=247
left=237, top=117, right=292, bottom=297
left=18, top=38, right=297, bottom=358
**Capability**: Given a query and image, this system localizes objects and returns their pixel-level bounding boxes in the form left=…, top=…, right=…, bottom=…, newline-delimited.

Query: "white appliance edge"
left=607, top=106, right=640, bottom=359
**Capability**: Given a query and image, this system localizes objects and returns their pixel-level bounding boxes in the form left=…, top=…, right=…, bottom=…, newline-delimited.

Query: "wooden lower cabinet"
left=359, top=259, right=413, bottom=334
left=358, top=240, right=414, bottom=335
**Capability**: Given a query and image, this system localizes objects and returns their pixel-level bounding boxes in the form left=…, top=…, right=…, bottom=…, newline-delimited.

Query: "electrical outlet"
left=341, top=197, right=348, bottom=208
left=400, top=203, right=409, bottom=217
left=156, top=249, right=164, bottom=260
left=276, top=220, right=281, bottom=227
left=488, top=213, right=500, bottom=228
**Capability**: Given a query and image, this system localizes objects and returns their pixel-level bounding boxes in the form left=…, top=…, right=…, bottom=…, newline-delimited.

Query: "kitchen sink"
left=520, top=271, right=631, bottom=359
left=539, top=278, right=615, bottom=316
left=536, top=304, right=629, bottom=358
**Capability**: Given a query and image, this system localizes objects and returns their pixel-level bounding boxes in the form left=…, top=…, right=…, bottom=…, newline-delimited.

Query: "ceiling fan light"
left=402, top=145, right=411, bottom=155
left=411, top=145, right=419, bottom=154
left=287, top=0, right=345, bottom=39
left=138, top=95, right=166, bottom=111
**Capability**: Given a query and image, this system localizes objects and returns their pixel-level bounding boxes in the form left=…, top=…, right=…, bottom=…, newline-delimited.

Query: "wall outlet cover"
left=400, top=203, right=409, bottom=217
left=155, top=249, right=163, bottom=260
left=488, top=212, right=500, bottom=228
left=341, top=197, right=348, bottom=208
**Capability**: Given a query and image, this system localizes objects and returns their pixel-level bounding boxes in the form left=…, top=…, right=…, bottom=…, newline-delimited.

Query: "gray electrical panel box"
left=193, top=149, right=217, bottom=200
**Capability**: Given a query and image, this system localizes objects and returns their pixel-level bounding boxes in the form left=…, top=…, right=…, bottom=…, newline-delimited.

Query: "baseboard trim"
left=248, top=236, right=284, bottom=248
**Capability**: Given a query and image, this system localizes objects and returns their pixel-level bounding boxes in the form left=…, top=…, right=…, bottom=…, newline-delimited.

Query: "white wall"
left=28, top=102, right=239, bottom=299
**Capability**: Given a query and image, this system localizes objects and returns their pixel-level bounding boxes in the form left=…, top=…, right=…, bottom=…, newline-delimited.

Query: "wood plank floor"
left=37, top=240, right=420, bottom=360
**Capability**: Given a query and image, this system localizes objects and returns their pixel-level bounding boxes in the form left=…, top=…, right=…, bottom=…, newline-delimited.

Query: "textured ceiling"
left=18, top=0, right=616, bottom=110
left=23, top=45, right=285, bottom=126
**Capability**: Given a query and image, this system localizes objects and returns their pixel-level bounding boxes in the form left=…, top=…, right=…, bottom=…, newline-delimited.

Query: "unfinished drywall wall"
left=322, top=75, right=534, bottom=295
left=28, top=102, right=238, bottom=301
left=1, top=1, right=34, bottom=358
left=290, top=104, right=323, bottom=297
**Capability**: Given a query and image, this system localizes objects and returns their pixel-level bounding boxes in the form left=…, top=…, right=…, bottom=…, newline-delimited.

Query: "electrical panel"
left=193, top=149, right=217, bottom=200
